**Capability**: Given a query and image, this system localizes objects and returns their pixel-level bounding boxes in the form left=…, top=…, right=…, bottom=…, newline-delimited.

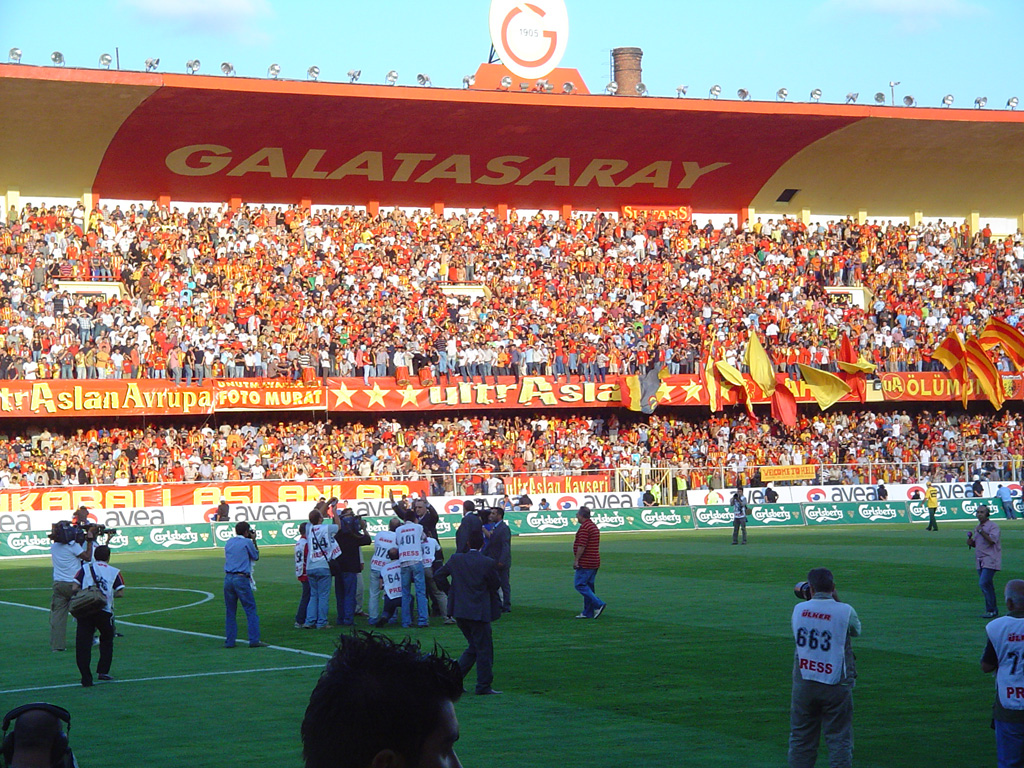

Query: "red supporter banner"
left=214, top=379, right=326, bottom=411
left=0, top=380, right=213, bottom=417
left=0, top=373, right=1016, bottom=420
left=0, top=480, right=427, bottom=514
left=503, top=474, right=611, bottom=495
left=878, top=372, right=1023, bottom=402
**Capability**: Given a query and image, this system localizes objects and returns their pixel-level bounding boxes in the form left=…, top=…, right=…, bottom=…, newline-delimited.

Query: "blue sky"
left=5, top=0, right=1024, bottom=107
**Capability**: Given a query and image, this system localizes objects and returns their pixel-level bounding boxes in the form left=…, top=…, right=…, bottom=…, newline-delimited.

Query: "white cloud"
left=120, top=0, right=274, bottom=42
left=818, top=0, right=987, bottom=32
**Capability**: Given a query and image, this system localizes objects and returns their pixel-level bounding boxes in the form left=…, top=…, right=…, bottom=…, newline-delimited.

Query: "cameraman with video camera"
left=789, top=567, right=861, bottom=768
left=49, top=506, right=95, bottom=652
left=333, top=507, right=372, bottom=627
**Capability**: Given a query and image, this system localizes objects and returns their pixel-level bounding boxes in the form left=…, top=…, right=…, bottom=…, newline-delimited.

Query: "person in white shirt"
left=71, top=545, right=125, bottom=686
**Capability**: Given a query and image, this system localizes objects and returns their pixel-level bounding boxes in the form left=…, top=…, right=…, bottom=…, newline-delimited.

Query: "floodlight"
left=737, top=89, right=750, bottom=101
left=99, top=53, right=113, bottom=69
left=221, top=62, right=235, bottom=76
left=464, top=75, right=476, bottom=88
left=145, top=58, right=160, bottom=72
left=903, top=95, right=916, bottom=107
left=809, top=88, right=822, bottom=102
left=942, top=94, right=954, bottom=107
left=307, top=66, right=320, bottom=81
left=267, top=63, right=280, bottom=78
left=416, top=73, right=431, bottom=86
left=874, top=92, right=886, bottom=104
left=562, top=81, right=575, bottom=94
left=635, top=82, right=648, bottom=96
left=605, top=82, right=618, bottom=95
left=1009, top=97, right=1019, bottom=110
left=889, top=80, right=900, bottom=88
left=500, top=75, right=512, bottom=90
left=534, top=78, right=549, bottom=91
left=709, top=84, right=721, bottom=99
left=776, top=88, right=788, bottom=101
left=846, top=92, right=858, bottom=104
left=386, top=70, right=398, bottom=85
left=186, top=59, right=200, bottom=74
left=8, top=48, right=22, bottom=64
left=51, top=51, right=65, bottom=66
left=348, top=69, right=361, bottom=83
left=519, top=82, right=530, bottom=91
left=975, top=96, right=987, bottom=109
left=676, top=85, right=688, bottom=97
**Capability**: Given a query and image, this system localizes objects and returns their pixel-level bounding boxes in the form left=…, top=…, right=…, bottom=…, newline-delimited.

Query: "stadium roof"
left=3, top=64, right=1024, bottom=217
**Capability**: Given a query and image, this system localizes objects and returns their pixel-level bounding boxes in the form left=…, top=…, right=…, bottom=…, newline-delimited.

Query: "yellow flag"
left=797, top=364, right=852, bottom=411
left=837, top=358, right=876, bottom=374
left=704, top=352, right=720, bottom=412
left=715, top=361, right=746, bottom=388
left=745, top=332, right=776, bottom=396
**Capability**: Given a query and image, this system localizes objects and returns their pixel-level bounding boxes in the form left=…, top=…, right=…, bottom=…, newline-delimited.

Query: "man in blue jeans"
left=223, top=521, right=267, bottom=648
left=982, top=579, right=1024, bottom=768
left=396, top=518, right=429, bottom=628
left=969, top=505, right=1003, bottom=618
left=573, top=506, right=606, bottom=619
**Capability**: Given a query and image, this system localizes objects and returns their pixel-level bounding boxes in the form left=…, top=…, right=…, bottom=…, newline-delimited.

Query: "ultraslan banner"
left=0, top=372, right=1014, bottom=419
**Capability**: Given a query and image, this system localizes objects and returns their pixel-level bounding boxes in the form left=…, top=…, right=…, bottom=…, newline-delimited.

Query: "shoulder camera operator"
left=789, top=567, right=861, bottom=768
left=48, top=507, right=94, bottom=653
left=333, top=508, right=372, bottom=627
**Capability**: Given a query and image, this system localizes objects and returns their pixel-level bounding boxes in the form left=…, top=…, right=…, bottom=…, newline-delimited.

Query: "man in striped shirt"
left=573, top=507, right=606, bottom=619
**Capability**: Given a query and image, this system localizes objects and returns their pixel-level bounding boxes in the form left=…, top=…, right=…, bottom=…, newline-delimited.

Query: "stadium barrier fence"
left=0, top=498, right=1002, bottom=558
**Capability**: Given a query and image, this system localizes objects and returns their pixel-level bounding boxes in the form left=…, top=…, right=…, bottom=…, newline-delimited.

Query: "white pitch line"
left=0, top=664, right=325, bottom=695
left=0, top=598, right=335, bottom=662
left=118, top=587, right=215, bottom=618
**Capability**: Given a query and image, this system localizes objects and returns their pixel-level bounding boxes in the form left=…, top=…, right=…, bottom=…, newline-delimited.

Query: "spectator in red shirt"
left=572, top=506, right=606, bottom=619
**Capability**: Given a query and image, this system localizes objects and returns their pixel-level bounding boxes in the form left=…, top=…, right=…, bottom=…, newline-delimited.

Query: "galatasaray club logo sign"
left=489, top=0, right=570, bottom=79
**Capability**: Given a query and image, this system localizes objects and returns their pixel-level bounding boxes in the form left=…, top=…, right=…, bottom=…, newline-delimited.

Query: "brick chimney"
left=611, top=47, right=643, bottom=96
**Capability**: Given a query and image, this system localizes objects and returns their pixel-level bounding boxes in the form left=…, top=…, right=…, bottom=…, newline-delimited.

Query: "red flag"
left=770, top=373, right=798, bottom=427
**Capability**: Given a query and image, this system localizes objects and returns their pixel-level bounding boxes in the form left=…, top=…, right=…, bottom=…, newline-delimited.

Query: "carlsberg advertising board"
left=691, top=504, right=803, bottom=529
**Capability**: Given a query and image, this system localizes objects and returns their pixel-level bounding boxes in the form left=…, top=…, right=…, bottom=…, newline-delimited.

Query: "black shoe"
left=98, top=674, right=115, bottom=682
left=476, top=688, right=502, bottom=695
left=81, top=678, right=93, bottom=687
left=250, top=641, right=270, bottom=648
left=982, top=611, right=1000, bottom=618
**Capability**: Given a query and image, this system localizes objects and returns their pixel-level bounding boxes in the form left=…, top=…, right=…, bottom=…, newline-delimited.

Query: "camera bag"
left=69, top=563, right=107, bottom=619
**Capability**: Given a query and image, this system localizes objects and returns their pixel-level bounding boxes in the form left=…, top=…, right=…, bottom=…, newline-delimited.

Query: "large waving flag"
left=797, top=364, right=852, bottom=411
left=835, top=333, right=874, bottom=404
left=744, top=332, right=776, bottom=397
left=770, top=373, right=798, bottom=427
left=623, top=364, right=669, bottom=414
left=715, top=360, right=756, bottom=420
left=964, top=337, right=1005, bottom=410
left=980, top=317, right=1024, bottom=370
left=701, top=348, right=722, bottom=413
left=932, top=330, right=969, bottom=408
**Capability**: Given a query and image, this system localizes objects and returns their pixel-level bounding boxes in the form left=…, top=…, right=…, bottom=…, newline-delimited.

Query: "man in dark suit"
left=486, top=507, right=512, bottom=613
left=435, top=531, right=501, bottom=695
left=455, top=500, right=483, bottom=554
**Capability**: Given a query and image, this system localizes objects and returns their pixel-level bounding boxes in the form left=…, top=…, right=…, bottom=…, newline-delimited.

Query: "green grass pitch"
left=0, top=522, right=1010, bottom=767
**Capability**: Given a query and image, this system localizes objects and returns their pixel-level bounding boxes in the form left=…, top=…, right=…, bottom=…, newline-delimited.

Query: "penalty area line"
left=0, top=664, right=326, bottom=695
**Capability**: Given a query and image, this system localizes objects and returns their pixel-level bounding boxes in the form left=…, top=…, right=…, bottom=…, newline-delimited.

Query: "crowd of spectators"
left=1, top=201, right=1022, bottom=384
left=3, top=409, right=1020, bottom=492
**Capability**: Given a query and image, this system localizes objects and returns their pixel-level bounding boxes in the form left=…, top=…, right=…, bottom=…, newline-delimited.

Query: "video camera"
left=49, top=520, right=118, bottom=545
